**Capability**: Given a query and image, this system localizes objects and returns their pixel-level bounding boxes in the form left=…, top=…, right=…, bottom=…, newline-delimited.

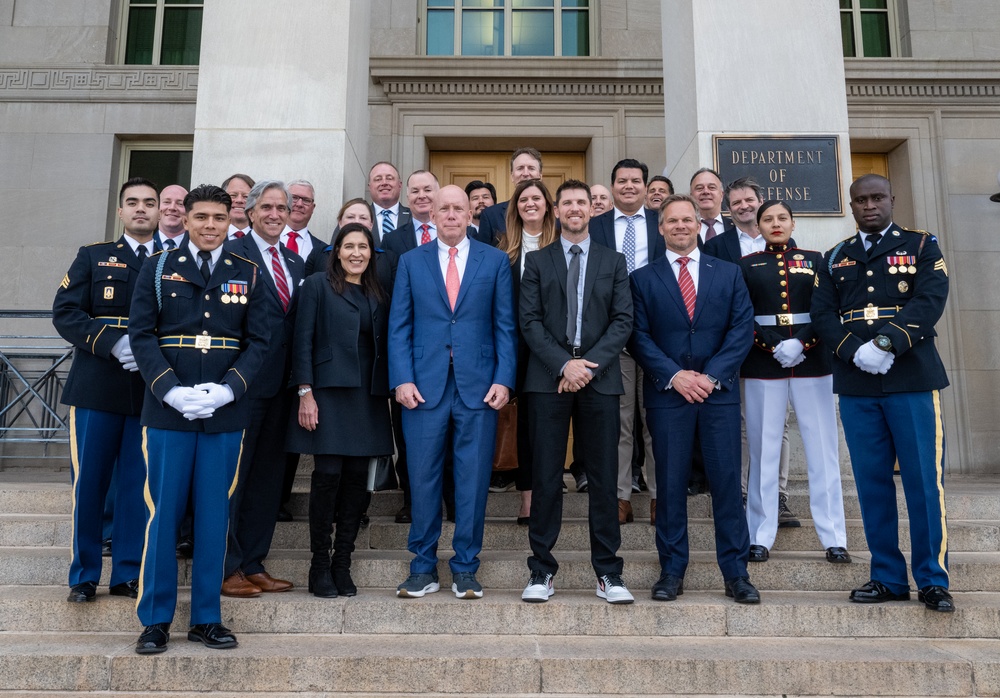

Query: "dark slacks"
left=527, top=388, right=623, bottom=577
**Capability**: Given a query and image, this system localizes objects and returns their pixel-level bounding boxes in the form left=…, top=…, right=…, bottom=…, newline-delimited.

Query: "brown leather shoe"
left=649, top=499, right=656, bottom=526
left=221, top=570, right=262, bottom=598
left=245, top=571, right=293, bottom=593
left=618, top=499, right=634, bottom=524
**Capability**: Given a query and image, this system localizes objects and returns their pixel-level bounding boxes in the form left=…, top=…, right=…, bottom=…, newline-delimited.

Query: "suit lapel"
left=117, top=236, right=144, bottom=272
left=173, top=249, right=207, bottom=289
left=727, top=233, right=741, bottom=262
left=692, top=257, right=717, bottom=325
left=550, top=242, right=569, bottom=299
left=842, top=233, right=868, bottom=264
left=422, top=243, right=451, bottom=310
left=652, top=256, right=689, bottom=321
left=644, top=209, right=660, bottom=257
left=581, top=244, right=599, bottom=310
left=242, top=237, right=281, bottom=305
left=453, top=241, right=484, bottom=312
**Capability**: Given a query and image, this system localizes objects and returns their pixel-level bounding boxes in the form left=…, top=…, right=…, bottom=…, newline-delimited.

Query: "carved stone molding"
left=0, top=66, right=198, bottom=103
left=844, top=59, right=1000, bottom=102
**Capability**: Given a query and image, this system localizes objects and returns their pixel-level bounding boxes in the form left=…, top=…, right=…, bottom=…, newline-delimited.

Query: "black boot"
left=331, top=460, right=367, bottom=597
left=308, top=470, right=340, bottom=598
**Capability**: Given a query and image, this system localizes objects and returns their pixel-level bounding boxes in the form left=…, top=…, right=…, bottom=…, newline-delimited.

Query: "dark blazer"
left=128, top=246, right=270, bottom=432
left=589, top=207, right=666, bottom=262
left=704, top=227, right=799, bottom=264
left=52, top=237, right=150, bottom=415
left=477, top=201, right=509, bottom=246
left=223, top=233, right=304, bottom=398
left=372, top=204, right=411, bottom=245
left=811, top=224, right=950, bottom=396
left=304, top=243, right=396, bottom=296
left=290, top=274, right=389, bottom=396
left=628, top=253, right=754, bottom=407
left=519, top=240, right=632, bottom=395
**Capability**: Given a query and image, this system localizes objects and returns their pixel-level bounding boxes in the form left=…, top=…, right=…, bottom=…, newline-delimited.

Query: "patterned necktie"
left=286, top=231, right=299, bottom=255
left=677, top=256, right=696, bottom=321
left=381, top=209, right=395, bottom=237
left=566, top=244, right=583, bottom=345
left=420, top=223, right=431, bottom=246
left=446, top=247, right=460, bottom=311
left=866, top=233, right=882, bottom=258
left=622, top=214, right=638, bottom=274
left=702, top=218, right=718, bottom=241
left=269, top=246, right=290, bottom=312
left=198, top=250, right=212, bottom=283
left=234, top=230, right=245, bottom=239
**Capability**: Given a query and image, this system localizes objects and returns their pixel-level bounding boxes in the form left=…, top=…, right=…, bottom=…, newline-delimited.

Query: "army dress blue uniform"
left=739, top=245, right=848, bottom=555
left=129, top=243, right=269, bottom=628
left=811, top=223, right=950, bottom=594
left=52, top=236, right=154, bottom=595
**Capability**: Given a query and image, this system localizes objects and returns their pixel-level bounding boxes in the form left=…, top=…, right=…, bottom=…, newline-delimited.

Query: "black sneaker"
left=489, top=472, right=516, bottom=493
left=777, top=493, right=801, bottom=528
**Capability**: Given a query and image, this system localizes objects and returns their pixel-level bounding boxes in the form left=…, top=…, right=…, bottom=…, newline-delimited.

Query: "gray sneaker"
left=396, top=572, right=440, bottom=598
left=778, top=493, right=801, bottom=528
left=451, top=571, right=483, bottom=599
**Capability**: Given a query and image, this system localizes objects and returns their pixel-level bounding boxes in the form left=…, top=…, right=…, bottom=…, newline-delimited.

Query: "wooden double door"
left=429, top=151, right=586, bottom=201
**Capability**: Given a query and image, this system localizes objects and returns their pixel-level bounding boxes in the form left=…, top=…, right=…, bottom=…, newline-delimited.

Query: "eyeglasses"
left=292, top=195, right=315, bottom=205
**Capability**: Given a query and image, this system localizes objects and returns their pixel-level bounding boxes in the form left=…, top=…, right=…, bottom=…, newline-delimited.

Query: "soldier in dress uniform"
left=129, top=184, right=270, bottom=654
left=738, top=200, right=849, bottom=565
left=53, top=177, right=161, bottom=603
left=811, top=174, right=953, bottom=612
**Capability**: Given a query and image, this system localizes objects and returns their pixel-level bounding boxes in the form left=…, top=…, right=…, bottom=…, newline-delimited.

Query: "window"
left=120, top=0, right=203, bottom=65
left=840, top=0, right=894, bottom=57
left=115, top=142, right=193, bottom=235
left=425, top=0, right=591, bottom=57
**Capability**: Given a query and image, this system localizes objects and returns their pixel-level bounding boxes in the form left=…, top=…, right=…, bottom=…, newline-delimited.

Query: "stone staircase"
left=2, top=467, right=1000, bottom=696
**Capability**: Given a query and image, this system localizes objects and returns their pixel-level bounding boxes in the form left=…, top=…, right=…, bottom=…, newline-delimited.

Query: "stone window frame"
left=113, top=139, right=193, bottom=238
left=840, top=0, right=899, bottom=58
left=116, top=0, right=204, bottom=66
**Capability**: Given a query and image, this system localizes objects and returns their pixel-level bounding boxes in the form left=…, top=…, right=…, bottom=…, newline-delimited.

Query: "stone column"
left=191, top=0, right=371, bottom=235
left=661, top=0, right=853, bottom=248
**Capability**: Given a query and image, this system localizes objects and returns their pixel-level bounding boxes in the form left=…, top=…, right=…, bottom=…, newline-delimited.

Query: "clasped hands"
left=558, top=359, right=598, bottom=393
left=853, top=340, right=894, bottom=375
left=164, top=383, right=234, bottom=421
left=772, top=339, right=807, bottom=369
left=670, top=370, right=717, bottom=404
left=395, top=382, right=510, bottom=411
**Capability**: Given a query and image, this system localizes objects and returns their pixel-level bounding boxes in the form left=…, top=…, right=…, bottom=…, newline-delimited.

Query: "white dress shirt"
left=227, top=224, right=251, bottom=239
left=437, top=235, right=470, bottom=284
left=123, top=235, right=154, bottom=257
left=281, top=225, right=313, bottom=260
left=187, top=241, right=222, bottom=275
left=414, top=220, right=438, bottom=247
left=737, top=228, right=767, bottom=257
left=665, top=246, right=701, bottom=291
left=374, top=202, right=401, bottom=239
left=612, top=207, right=649, bottom=270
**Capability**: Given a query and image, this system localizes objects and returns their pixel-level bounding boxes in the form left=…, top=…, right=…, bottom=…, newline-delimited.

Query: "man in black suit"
left=518, top=179, right=634, bottom=604
left=222, top=174, right=254, bottom=240
left=589, top=159, right=664, bottom=525
left=221, top=180, right=303, bottom=598
left=369, top=162, right=411, bottom=245
left=690, top=168, right=729, bottom=242
left=477, top=147, right=543, bottom=245
left=157, top=184, right=188, bottom=250
left=282, top=179, right=325, bottom=265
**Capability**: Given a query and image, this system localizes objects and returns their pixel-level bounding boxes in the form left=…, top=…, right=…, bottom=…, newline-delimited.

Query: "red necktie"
left=233, top=230, right=245, bottom=239
left=420, top=224, right=431, bottom=245
left=702, top=218, right=718, bottom=241
left=446, top=247, right=460, bottom=311
left=677, top=256, right=696, bottom=321
left=286, top=231, right=300, bottom=254
left=269, top=246, right=290, bottom=312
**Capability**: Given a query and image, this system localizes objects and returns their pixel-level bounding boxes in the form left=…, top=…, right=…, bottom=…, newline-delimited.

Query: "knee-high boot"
left=331, top=461, right=368, bottom=597
left=308, top=470, right=340, bottom=598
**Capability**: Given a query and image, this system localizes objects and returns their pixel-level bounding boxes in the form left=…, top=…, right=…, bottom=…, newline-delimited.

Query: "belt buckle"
left=570, top=346, right=582, bottom=359
left=863, top=307, right=879, bottom=321
left=195, top=335, right=212, bottom=350
left=777, top=313, right=793, bottom=327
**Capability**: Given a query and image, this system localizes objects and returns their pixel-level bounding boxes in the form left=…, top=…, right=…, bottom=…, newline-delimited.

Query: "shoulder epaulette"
left=150, top=248, right=170, bottom=257
left=903, top=228, right=931, bottom=236
left=840, top=234, right=856, bottom=243
left=85, top=240, right=114, bottom=247
left=229, top=252, right=258, bottom=267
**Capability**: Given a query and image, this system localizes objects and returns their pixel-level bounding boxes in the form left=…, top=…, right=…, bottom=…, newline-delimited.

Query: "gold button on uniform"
left=867, top=270, right=874, bottom=277
left=204, top=312, right=211, bottom=318
left=868, top=286, right=875, bottom=292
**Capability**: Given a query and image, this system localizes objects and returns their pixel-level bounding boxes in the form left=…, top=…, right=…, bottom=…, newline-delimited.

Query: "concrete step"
left=2, top=586, right=999, bottom=639
left=0, top=631, right=995, bottom=695
left=6, top=547, right=1000, bottom=592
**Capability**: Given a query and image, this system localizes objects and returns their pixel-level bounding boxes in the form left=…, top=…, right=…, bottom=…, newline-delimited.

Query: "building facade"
left=1, top=0, right=998, bottom=471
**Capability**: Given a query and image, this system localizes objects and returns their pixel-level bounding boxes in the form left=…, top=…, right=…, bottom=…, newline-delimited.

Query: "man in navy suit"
left=628, top=194, right=759, bottom=604
left=222, top=180, right=303, bottom=598
left=477, top=147, right=543, bottom=245
left=389, top=185, right=517, bottom=600
left=589, top=159, right=665, bottom=525
left=369, top=162, right=411, bottom=245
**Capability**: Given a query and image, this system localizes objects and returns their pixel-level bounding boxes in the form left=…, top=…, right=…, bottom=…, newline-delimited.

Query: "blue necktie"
left=381, top=209, right=395, bottom=237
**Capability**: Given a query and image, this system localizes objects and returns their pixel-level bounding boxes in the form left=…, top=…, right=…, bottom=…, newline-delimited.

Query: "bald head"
left=432, top=185, right=472, bottom=246
left=159, top=184, right=189, bottom=236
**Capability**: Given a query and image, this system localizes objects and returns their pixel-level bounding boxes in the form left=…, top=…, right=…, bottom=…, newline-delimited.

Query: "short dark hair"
left=184, top=184, right=232, bottom=213
left=725, top=176, right=763, bottom=206
left=510, top=147, right=543, bottom=172
left=611, top=159, right=649, bottom=186
left=756, top=200, right=794, bottom=224
left=119, top=177, right=158, bottom=206
left=555, top=179, right=591, bottom=204
left=221, top=173, right=255, bottom=191
left=649, top=175, right=674, bottom=195
left=690, top=167, right=723, bottom=187
left=465, top=180, right=497, bottom=201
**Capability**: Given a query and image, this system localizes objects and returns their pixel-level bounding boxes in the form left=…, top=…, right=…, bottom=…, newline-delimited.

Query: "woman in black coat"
left=286, top=223, right=393, bottom=597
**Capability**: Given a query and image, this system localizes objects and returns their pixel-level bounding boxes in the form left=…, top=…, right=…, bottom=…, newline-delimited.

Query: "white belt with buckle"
left=755, top=313, right=811, bottom=327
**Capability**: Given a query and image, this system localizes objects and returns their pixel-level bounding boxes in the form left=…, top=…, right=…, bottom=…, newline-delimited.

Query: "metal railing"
left=0, top=311, right=72, bottom=462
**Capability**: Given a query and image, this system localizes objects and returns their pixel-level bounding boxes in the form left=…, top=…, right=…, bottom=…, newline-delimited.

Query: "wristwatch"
left=297, top=386, right=312, bottom=397
left=874, top=335, right=893, bottom=353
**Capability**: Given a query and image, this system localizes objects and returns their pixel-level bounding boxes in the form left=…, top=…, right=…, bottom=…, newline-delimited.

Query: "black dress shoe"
left=725, top=577, right=761, bottom=604
left=109, top=579, right=140, bottom=598
left=175, top=535, right=194, bottom=559
left=275, top=505, right=293, bottom=522
left=67, top=581, right=97, bottom=603
left=918, top=585, right=955, bottom=613
left=394, top=505, right=412, bottom=524
left=187, top=623, right=238, bottom=649
left=825, top=547, right=852, bottom=563
left=651, top=573, right=684, bottom=601
left=135, top=623, right=170, bottom=654
left=516, top=516, right=530, bottom=526
left=748, top=545, right=769, bottom=562
left=849, top=579, right=910, bottom=604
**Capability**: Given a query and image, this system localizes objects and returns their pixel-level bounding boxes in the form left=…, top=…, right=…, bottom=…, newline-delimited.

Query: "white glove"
left=853, top=341, right=893, bottom=375
left=110, top=335, right=139, bottom=372
left=164, top=386, right=215, bottom=418
left=773, top=339, right=805, bottom=369
left=193, top=383, right=235, bottom=411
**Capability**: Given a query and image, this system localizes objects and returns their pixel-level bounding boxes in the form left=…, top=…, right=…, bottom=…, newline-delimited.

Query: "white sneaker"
left=596, top=573, right=634, bottom=604
left=521, top=571, right=555, bottom=602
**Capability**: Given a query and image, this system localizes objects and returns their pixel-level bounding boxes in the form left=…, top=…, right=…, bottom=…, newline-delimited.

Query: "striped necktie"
left=381, top=209, right=395, bottom=237
left=677, top=256, right=696, bottom=321
left=269, top=246, right=290, bottom=312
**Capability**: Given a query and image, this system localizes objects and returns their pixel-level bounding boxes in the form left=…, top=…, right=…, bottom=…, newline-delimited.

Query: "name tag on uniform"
left=832, top=259, right=856, bottom=268
left=98, top=262, right=127, bottom=268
